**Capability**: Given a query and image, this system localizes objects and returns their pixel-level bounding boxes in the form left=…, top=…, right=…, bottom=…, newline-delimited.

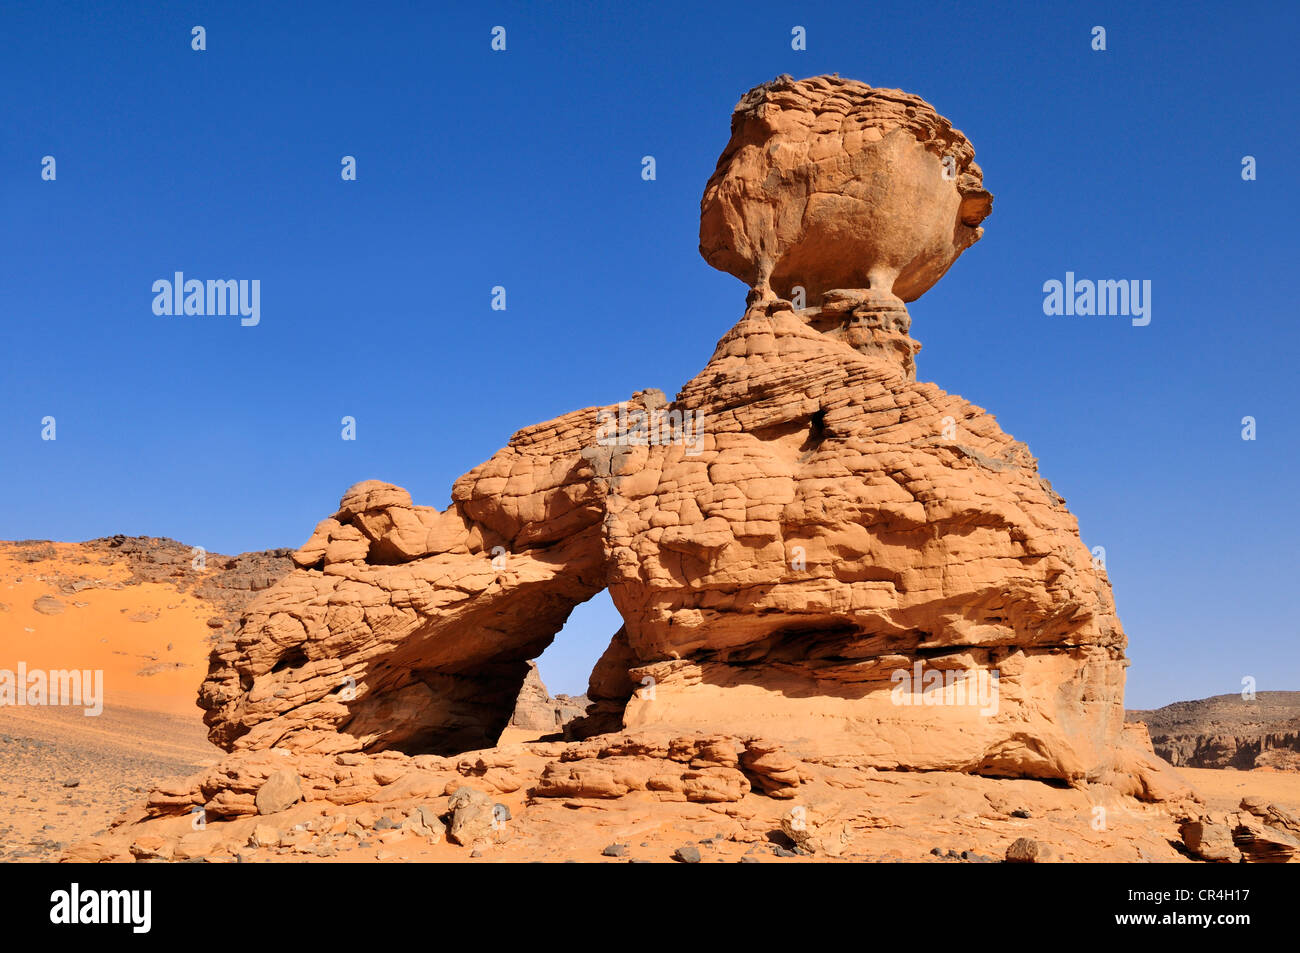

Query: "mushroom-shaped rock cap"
left=700, top=74, right=992, bottom=307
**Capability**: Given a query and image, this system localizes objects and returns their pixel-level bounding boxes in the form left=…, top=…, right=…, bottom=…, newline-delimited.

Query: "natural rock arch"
left=199, top=75, right=1168, bottom=794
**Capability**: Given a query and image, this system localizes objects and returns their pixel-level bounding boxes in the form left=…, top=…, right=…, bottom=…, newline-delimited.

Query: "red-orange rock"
left=193, top=74, right=1163, bottom=801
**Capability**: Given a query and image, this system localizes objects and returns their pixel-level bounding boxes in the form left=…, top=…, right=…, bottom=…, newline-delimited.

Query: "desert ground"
left=2, top=539, right=1296, bottom=864
left=0, top=541, right=248, bottom=861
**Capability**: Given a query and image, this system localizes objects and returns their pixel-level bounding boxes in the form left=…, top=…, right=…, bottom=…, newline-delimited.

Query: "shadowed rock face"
left=198, top=398, right=639, bottom=755
left=197, top=75, right=1167, bottom=795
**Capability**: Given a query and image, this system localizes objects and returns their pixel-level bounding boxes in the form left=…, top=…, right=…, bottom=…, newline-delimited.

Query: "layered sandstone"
left=187, top=75, right=1175, bottom=807
left=1127, top=692, right=1300, bottom=769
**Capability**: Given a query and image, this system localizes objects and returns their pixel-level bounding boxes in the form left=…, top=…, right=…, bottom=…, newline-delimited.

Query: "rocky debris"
left=249, top=824, right=281, bottom=848
left=32, top=594, right=66, bottom=615
left=254, top=770, right=303, bottom=815
left=129, top=835, right=174, bottom=862
left=403, top=805, right=446, bottom=842
left=1005, top=837, right=1053, bottom=863
left=1255, top=749, right=1300, bottom=770
left=1126, top=692, right=1300, bottom=769
left=446, top=786, right=503, bottom=847
left=1179, top=820, right=1242, bottom=863
left=673, top=844, right=701, bottom=864
left=66, top=736, right=1220, bottom=864
left=76, top=536, right=294, bottom=627
left=11, top=543, right=56, bottom=562
left=1230, top=815, right=1299, bottom=863
left=780, top=801, right=853, bottom=857
left=1177, top=797, right=1300, bottom=863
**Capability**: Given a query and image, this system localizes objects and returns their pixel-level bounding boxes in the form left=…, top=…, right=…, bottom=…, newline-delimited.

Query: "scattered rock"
left=1005, top=838, right=1053, bottom=863
left=32, top=595, right=65, bottom=615
left=780, top=802, right=852, bottom=858
left=249, top=825, right=281, bottom=848
left=673, top=845, right=701, bottom=864
left=129, top=835, right=174, bottom=862
left=254, top=770, right=302, bottom=815
left=1180, top=820, right=1242, bottom=863
left=446, top=787, right=497, bottom=846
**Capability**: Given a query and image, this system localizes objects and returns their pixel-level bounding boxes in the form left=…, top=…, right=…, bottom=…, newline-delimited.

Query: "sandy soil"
left=1180, top=766, right=1300, bottom=814
left=3, top=541, right=1297, bottom=864
left=0, top=543, right=223, bottom=860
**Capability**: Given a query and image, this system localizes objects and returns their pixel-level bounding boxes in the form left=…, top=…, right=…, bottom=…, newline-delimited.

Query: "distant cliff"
left=1126, top=692, right=1300, bottom=769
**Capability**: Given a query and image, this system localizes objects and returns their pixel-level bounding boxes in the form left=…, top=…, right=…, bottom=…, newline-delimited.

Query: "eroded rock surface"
left=1127, top=692, right=1300, bottom=769
left=508, top=661, right=589, bottom=732
left=189, top=75, right=1169, bottom=806
left=66, top=733, right=1205, bottom=864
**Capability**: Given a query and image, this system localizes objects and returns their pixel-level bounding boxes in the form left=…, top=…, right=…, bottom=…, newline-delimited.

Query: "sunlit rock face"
left=199, top=75, right=1172, bottom=799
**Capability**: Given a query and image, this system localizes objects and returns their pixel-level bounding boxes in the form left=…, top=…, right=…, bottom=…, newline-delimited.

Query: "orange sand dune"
left=0, top=544, right=214, bottom=716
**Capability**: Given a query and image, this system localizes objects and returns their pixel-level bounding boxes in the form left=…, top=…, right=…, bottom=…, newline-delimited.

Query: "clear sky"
left=2, top=1, right=1296, bottom=705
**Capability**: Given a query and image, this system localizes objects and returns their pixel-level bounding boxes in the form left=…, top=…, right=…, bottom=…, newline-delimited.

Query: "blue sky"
left=2, top=1, right=1296, bottom=704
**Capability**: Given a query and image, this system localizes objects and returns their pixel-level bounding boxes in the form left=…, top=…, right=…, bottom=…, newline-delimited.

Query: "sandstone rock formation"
left=507, top=661, right=589, bottom=732
left=187, top=75, right=1173, bottom=807
left=700, top=74, right=992, bottom=378
left=1180, top=796, right=1300, bottom=863
left=1127, top=692, right=1300, bottom=769
left=66, top=730, right=1203, bottom=864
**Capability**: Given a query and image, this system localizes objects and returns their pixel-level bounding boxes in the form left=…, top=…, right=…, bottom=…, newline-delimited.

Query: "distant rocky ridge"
left=1126, top=692, right=1300, bottom=770
left=5, top=537, right=296, bottom=638
left=507, top=661, right=590, bottom=732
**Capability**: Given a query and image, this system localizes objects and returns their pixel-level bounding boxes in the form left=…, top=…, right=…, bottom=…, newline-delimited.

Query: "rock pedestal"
left=196, top=75, right=1169, bottom=796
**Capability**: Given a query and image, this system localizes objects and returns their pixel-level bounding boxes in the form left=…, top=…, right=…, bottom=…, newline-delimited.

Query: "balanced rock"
left=193, top=75, right=1172, bottom=802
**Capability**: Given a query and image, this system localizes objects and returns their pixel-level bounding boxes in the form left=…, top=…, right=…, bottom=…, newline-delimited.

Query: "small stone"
left=674, top=845, right=702, bottom=864
left=254, top=770, right=302, bottom=815
left=1005, top=837, right=1052, bottom=863
left=249, top=825, right=281, bottom=848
